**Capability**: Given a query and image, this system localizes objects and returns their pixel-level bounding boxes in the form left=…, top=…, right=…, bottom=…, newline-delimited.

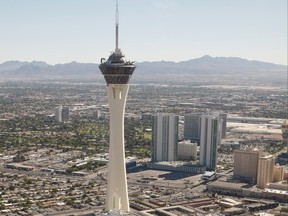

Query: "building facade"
left=147, top=162, right=206, bottom=174
left=257, top=154, right=275, bottom=189
left=219, top=113, right=227, bottom=138
left=184, top=113, right=227, bottom=142
left=183, top=114, right=201, bottom=142
left=55, top=105, right=69, bottom=123
left=282, top=119, right=288, bottom=153
left=152, top=113, right=179, bottom=162
left=233, top=149, right=261, bottom=181
left=199, top=115, right=221, bottom=170
left=178, top=140, right=197, bottom=161
left=273, top=164, right=284, bottom=182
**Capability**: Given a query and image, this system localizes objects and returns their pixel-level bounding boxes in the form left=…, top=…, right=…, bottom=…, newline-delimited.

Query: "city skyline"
left=0, top=77, right=287, bottom=215
left=0, top=0, right=287, bottom=65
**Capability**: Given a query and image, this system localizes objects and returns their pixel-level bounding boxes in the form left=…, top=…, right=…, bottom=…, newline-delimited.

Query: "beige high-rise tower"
left=99, top=0, right=136, bottom=212
left=257, top=154, right=275, bottom=189
left=233, top=149, right=261, bottom=181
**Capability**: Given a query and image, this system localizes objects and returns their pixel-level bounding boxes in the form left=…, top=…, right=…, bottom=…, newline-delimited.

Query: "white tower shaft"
left=105, top=84, right=130, bottom=212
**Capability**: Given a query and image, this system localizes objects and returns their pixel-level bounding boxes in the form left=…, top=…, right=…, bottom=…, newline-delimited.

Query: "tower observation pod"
left=98, top=0, right=136, bottom=212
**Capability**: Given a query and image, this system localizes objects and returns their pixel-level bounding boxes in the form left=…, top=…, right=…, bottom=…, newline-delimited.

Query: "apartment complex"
left=199, top=115, right=222, bottom=170
left=184, top=114, right=201, bottom=142
left=151, top=113, right=179, bottom=162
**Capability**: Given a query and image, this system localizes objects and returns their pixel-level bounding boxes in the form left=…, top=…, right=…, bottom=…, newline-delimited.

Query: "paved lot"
left=127, top=167, right=203, bottom=189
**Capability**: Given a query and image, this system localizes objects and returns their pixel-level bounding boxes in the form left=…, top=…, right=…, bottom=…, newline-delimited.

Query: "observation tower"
left=98, top=0, right=136, bottom=212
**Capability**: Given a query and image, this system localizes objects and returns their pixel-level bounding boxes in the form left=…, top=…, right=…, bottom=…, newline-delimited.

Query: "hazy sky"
left=0, top=0, right=287, bottom=65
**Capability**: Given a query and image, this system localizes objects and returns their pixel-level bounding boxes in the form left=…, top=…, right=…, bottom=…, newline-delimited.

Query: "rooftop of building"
left=234, top=149, right=260, bottom=154
left=151, top=161, right=202, bottom=167
left=203, top=171, right=216, bottom=177
left=207, top=180, right=248, bottom=190
left=259, top=154, right=275, bottom=159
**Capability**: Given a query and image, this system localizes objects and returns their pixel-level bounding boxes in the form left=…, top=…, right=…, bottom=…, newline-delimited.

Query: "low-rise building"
left=178, top=140, right=197, bottom=161
left=146, top=161, right=206, bottom=174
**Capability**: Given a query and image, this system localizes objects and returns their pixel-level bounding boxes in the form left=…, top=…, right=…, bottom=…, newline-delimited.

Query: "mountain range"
left=0, top=55, right=286, bottom=85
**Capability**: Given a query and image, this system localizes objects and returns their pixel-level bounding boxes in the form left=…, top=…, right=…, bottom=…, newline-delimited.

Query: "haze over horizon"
left=0, top=0, right=287, bottom=65
left=1, top=54, right=287, bottom=67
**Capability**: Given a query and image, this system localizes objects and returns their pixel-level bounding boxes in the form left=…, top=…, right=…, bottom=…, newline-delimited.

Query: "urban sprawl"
left=0, top=81, right=287, bottom=216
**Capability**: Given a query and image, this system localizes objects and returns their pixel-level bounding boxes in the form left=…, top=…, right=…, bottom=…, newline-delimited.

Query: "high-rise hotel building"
left=184, top=112, right=227, bottom=142
left=184, top=114, right=202, bottom=142
left=55, top=105, right=69, bottom=123
left=234, top=149, right=262, bottom=181
left=257, top=154, right=275, bottom=189
left=199, top=114, right=222, bottom=170
left=152, top=113, right=179, bottom=162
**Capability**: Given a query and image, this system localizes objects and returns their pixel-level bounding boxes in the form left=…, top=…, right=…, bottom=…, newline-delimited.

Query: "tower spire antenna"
left=115, top=0, right=119, bottom=52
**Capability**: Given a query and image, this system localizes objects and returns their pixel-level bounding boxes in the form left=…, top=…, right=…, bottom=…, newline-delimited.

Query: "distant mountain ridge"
left=0, top=56, right=286, bottom=85
left=0, top=60, right=97, bottom=79
left=137, top=55, right=286, bottom=73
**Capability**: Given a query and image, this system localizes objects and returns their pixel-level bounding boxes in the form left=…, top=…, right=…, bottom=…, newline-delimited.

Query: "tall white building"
left=199, top=115, right=222, bottom=170
left=178, top=140, right=198, bottom=161
left=152, top=113, right=179, bottom=162
left=55, top=105, right=69, bottom=123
